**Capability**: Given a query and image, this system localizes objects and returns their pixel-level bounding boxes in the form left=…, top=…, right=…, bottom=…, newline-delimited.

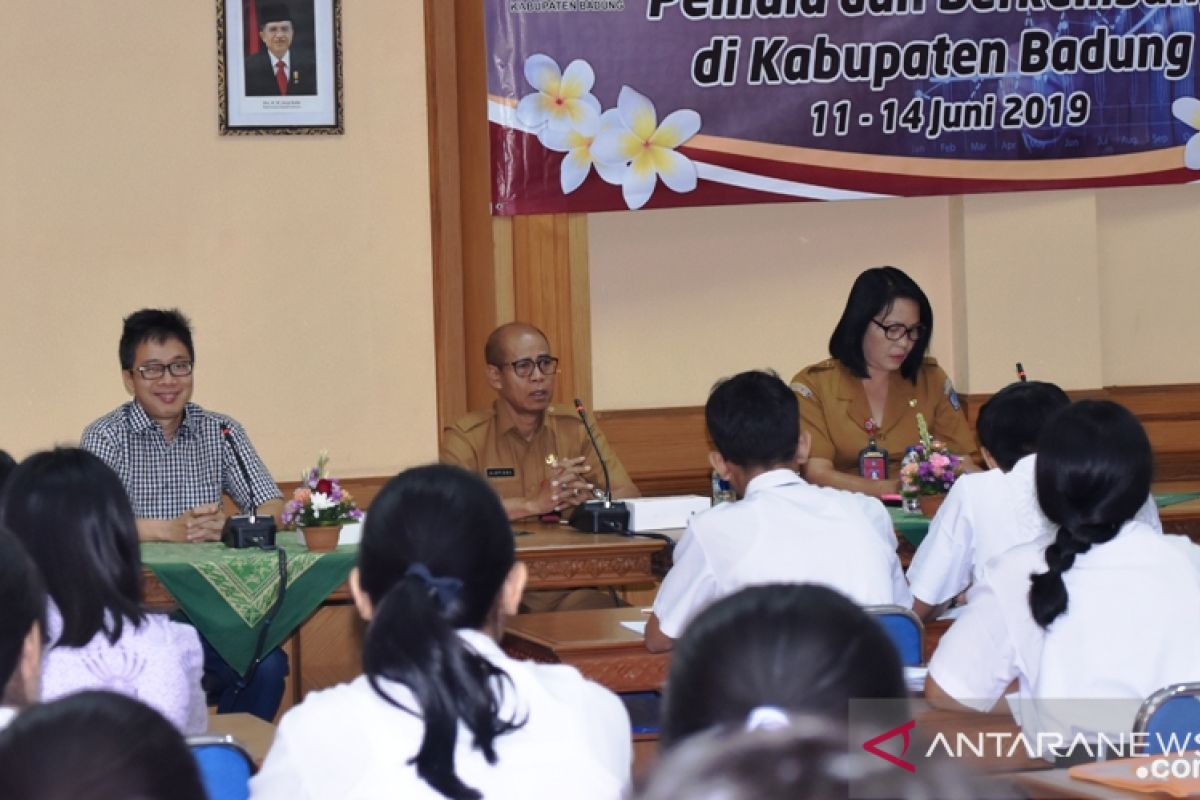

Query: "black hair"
left=634, top=716, right=1003, bottom=800
left=0, top=448, right=145, bottom=648
left=0, top=691, right=206, bottom=800
left=358, top=464, right=524, bottom=800
left=660, top=584, right=908, bottom=751
left=706, top=370, right=799, bottom=469
left=0, top=450, right=15, bottom=490
left=828, top=266, right=933, bottom=383
left=0, top=526, right=45, bottom=707
left=118, top=308, right=194, bottom=371
left=976, top=381, right=1071, bottom=471
left=1029, top=401, right=1153, bottom=629
left=483, top=322, right=549, bottom=367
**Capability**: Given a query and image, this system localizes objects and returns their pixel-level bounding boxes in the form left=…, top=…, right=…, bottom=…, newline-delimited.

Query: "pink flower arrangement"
left=899, top=414, right=964, bottom=498
left=282, top=451, right=364, bottom=528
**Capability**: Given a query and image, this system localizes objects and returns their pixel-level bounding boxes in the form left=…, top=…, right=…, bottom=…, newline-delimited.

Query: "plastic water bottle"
left=711, top=470, right=736, bottom=505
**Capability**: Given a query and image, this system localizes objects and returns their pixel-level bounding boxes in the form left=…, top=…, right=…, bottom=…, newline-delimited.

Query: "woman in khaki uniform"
left=790, top=267, right=977, bottom=498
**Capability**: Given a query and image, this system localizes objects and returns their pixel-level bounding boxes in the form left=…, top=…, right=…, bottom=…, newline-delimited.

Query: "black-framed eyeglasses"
left=870, top=319, right=927, bottom=342
left=496, top=356, right=559, bottom=379
left=133, top=361, right=194, bottom=380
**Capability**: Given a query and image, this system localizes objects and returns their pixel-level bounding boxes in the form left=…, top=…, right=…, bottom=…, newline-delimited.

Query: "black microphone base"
left=222, top=515, right=277, bottom=548
left=568, top=501, right=630, bottom=534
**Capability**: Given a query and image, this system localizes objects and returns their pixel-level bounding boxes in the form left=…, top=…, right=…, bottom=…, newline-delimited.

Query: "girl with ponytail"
left=250, top=465, right=631, bottom=799
left=926, top=401, right=1200, bottom=746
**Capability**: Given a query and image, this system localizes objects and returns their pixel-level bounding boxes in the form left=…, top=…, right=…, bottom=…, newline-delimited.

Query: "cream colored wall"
left=590, top=185, right=1200, bottom=408
left=0, top=2, right=437, bottom=477
left=1098, top=184, right=1200, bottom=387
left=589, top=197, right=957, bottom=409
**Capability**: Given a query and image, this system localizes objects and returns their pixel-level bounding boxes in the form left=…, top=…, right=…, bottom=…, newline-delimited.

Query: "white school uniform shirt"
left=249, top=629, right=631, bottom=800
left=653, top=469, right=911, bottom=639
left=907, top=454, right=1162, bottom=607
left=928, top=521, right=1200, bottom=741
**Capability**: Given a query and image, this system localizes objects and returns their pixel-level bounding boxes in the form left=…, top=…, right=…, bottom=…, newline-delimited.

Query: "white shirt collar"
left=269, top=50, right=291, bottom=70
left=743, top=468, right=804, bottom=497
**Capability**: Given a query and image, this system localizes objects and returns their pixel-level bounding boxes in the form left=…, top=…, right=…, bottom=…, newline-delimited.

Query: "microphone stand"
left=568, top=399, right=631, bottom=533
left=220, top=425, right=277, bottom=549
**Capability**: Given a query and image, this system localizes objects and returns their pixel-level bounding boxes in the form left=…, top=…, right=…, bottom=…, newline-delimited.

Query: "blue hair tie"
left=404, top=562, right=463, bottom=610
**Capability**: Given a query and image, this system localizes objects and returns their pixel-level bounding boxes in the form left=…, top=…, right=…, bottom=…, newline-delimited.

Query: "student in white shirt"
left=659, top=584, right=908, bottom=751
left=0, top=528, right=44, bottom=732
left=908, top=381, right=1070, bottom=621
left=250, top=464, right=631, bottom=800
left=926, top=401, right=1200, bottom=747
left=645, top=370, right=910, bottom=653
left=909, top=382, right=1161, bottom=621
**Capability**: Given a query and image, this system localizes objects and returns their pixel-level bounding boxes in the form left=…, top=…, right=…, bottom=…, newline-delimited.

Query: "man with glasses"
left=80, top=308, right=287, bottom=721
left=82, top=308, right=283, bottom=542
left=441, top=321, right=639, bottom=522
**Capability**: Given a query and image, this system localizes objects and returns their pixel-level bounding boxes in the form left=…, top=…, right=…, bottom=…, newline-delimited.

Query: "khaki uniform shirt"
left=789, top=357, right=977, bottom=478
left=440, top=401, right=638, bottom=506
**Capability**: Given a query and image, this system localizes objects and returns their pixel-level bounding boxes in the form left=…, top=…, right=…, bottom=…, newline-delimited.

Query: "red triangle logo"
left=862, top=719, right=917, bottom=773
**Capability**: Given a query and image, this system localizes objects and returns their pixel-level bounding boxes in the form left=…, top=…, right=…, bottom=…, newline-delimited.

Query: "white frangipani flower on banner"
left=591, top=86, right=701, bottom=210
left=1172, top=97, right=1200, bottom=170
left=516, top=54, right=601, bottom=133
left=539, top=109, right=627, bottom=194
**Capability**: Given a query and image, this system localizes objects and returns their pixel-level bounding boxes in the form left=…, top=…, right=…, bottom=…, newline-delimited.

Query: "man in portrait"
left=244, top=3, right=316, bottom=97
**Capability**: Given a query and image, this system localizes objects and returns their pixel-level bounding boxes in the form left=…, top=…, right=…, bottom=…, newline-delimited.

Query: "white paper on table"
left=936, top=604, right=966, bottom=620
left=620, top=620, right=648, bottom=636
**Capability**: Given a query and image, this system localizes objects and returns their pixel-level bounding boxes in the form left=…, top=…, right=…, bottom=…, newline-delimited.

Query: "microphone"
left=567, top=399, right=630, bottom=534
left=574, top=399, right=614, bottom=505
left=220, top=425, right=277, bottom=549
left=1016, top=362, right=1027, bottom=382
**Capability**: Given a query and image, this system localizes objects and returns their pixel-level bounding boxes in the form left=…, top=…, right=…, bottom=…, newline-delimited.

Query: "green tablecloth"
left=889, top=491, right=1200, bottom=550
left=889, top=507, right=931, bottom=548
left=1153, top=491, right=1200, bottom=509
left=141, top=532, right=356, bottom=674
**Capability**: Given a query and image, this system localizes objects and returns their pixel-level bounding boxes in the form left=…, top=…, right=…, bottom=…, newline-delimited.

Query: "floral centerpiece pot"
left=283, top=452, right=364, bottom=552
left=899, top=414, right=964, bottom=517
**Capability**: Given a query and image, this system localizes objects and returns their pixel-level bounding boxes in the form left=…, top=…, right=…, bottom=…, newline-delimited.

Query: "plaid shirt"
left=81, top=401, right=282, bottom=519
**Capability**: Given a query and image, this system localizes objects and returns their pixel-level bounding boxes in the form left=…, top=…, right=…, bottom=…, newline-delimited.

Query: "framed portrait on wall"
left=218, top=0, right=343, bottom=135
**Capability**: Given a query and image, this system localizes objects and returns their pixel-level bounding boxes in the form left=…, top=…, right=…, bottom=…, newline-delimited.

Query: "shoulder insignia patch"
left=451, top=409, right=494, bottom=432
left=944, top=377, right=961, bottom=411
left=790, top=382, right=814, bottom=400
left=808, top=358, right=837, bottom=372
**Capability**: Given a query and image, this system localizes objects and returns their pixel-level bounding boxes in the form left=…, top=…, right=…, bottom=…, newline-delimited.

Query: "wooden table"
left=501, top=607, right=669, bottom=694
left=206, top=710, right=276, bottom=765
left=142, top=524, right=669, bottom=715
left=1005, top=767, right=1143, bottom=799
left=143, top=523, right=667, bottom=609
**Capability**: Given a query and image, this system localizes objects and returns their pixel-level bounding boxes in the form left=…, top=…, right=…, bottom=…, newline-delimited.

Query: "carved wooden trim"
left=522, top=553, right=656, bottom=589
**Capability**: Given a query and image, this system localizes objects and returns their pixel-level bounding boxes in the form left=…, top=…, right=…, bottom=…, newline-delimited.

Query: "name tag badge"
left=859, top=439, right=888, bottom=480
left=486, top=467, right=516, bottom=479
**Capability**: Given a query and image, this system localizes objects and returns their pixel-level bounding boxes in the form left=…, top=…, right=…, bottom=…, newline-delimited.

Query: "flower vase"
left=299, top=524, right=342, bottom=553
left=917, top=494, right=946, bottom=518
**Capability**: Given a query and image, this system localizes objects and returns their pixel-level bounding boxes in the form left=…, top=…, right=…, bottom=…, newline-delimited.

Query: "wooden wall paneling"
left=568, top=214, right=593, bottom=410
left=594, top=406, right=712, bottom=497
left=513, top=213, right=584, bottom=405
left=455, top=0, right=503, bottom=415
left=426, top=0, right=593, bottom=424
left=425, top=0, right=468, bottom=428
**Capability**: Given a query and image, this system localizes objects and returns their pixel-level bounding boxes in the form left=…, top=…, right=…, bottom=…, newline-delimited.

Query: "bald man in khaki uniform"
left=441, top=322, right=639, bottom=520
left=441, top=323, right=640, bottom=611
